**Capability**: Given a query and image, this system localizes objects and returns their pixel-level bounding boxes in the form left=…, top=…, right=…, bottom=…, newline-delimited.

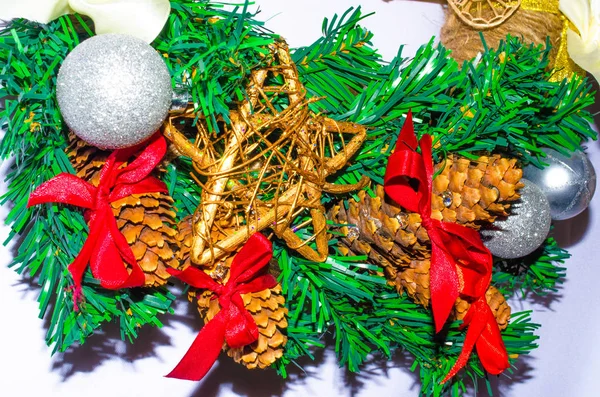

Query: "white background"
left=1, top=1, right=599, bottom=396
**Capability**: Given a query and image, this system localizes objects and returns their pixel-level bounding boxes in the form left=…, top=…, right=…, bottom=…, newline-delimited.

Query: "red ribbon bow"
left=27, top=133, right=168, bottom=306
left=383, top=112, right=508, bottom=382
left=166, top=232, right=277, bottom=381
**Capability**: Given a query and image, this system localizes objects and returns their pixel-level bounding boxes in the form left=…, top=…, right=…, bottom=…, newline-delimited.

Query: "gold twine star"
left=163, top=41, right=368, bottom=267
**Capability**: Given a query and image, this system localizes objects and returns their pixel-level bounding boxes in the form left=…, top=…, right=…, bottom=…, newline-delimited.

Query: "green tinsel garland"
left=0, top=1, right=594, bottom=396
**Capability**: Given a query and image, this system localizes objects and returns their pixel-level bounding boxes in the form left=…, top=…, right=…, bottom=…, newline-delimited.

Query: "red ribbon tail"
left=475, top=303, right=509, bottom=375
left=89, top=211, right=135, bottom=289
left=430, top=245, right=460, bottom=333
left=224, top=296, right=260, bottom=349
left=166, top=311, right=227, bottom=381
left=441, top=300, right=485, bottom=383
left=67, top=229, right=97, bottom=311
left=441, top=297, right=508, bottom=383
left=109, top=213, right=146, bottom=288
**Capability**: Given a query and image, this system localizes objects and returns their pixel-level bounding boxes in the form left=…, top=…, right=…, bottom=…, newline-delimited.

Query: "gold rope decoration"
left=442, top=0, right=583, bottom=80
left=163, top=41, right=368, bottom=268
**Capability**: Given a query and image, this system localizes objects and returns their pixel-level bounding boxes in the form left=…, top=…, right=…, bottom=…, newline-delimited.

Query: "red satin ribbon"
left=383, top=112, right=508, bottom=382
left=27, top=133, right=168, bottom=307
left=166, top=232, right=277, bottom=381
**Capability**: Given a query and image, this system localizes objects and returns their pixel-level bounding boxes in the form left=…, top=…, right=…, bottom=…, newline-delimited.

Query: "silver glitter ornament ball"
left=57, top=34, right=172, bottom=149
left=523, top=148, right=596, bottom=220
left=480, top=179, right=551, bottom=259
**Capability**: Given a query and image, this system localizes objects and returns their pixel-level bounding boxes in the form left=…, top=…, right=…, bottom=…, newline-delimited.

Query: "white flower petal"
left=0, top=0, right=72, bottom=24
left=68, top=0, right=171, bottom=43
left=566, top=28, right=600, bottom=82
left=592, top=0, right=600, bottom=22
left=560, top=0, right=592, bottom=38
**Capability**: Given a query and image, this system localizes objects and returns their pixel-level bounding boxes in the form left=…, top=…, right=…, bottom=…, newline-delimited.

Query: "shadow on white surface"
left=553, top=208, right=592, bottom=248
left=487, top=355, right=536, bottom=397
left=343, top=352, right=421, bottom=396
left=50, top=296, right=202, bottom=380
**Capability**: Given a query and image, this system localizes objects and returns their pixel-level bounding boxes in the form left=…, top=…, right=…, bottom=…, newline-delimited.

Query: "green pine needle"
left=493, top=236, right=569, bottom=297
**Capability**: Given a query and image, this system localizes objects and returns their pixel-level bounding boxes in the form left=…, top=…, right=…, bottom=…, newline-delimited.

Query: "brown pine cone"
left=175, top=216, right=194, bottom=270
left=454, top=286, right=511, bottom=330
left=431, top=154, right=523, bottom=226
left=330, top=154, right=523, bottom=281
left=228, top=285, right=287, bottom=369
left=329, top=154, right=522, bottom=327
left=67, top=135, right=179, bottom=287
left=193, top=283, right=288, bottom=369
left=179, top=217, right=288, bottom=369
left=189, top=271, right=288, bottom=370
left=391, top=258, right=431, bottom=307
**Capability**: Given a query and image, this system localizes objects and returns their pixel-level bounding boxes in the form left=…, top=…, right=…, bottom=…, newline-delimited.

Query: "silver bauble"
left=480, top=179, right=551, bottom=259
left=57, top=34, right=172, bottom=149
left=523, top=148, right=596, bottom=220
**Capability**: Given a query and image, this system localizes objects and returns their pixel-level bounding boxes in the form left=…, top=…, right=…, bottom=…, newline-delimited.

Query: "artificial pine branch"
left=285, top=10, right=580, bottom=395
left=0, top=0, right=281, bottom=353
left=154, top=0, right=275, bottom=131
left=0, top=15, right=175, bottom=353
left=165, top=158, right=201, bottom=221
left=493, top=236, right=569, bottom=297
left=294, top=10, right=595, bottom=175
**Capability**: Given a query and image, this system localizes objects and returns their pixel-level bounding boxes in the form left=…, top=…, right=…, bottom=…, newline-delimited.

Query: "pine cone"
left=431, top=154, right=523, bottom=226
left=179, top=217, right=288, bottom=369
left=193, top=283, right=288, bottom=369
left=454, top=286, right=511, bottom=330
left=67, top=136, right=179, bottom=287
left=176, top=215, right=193, bottom=266
left=330, top=154, right=521, bottom=327
left=332, top=154, right=523, bottom=273
left=391, top=258, right=431, bottom=307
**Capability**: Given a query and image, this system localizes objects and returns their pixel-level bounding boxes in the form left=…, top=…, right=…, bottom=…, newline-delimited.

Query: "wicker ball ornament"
left=57, top=34, right=172, bottom=149
left=447, top=0, right=521, bottom=29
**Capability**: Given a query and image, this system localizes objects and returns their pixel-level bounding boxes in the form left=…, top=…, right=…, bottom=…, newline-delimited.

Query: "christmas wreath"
left=0, top=0, right=597, bottom=396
